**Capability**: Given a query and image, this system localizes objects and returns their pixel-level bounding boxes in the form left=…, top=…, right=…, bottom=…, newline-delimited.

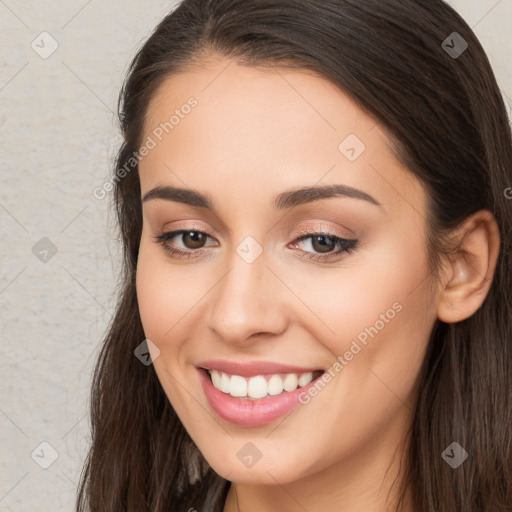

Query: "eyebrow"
left=142, top=184, right=383, bottom=210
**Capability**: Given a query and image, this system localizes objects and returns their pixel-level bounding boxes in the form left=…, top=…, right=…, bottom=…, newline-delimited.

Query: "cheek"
left=285, top=240, right=435, bottom=467
left=136, top=238, right=184, bottom=344
left=295, top=231, right=432, bottom=349
left=294, top=228, right=435, bottom=406
left=136, top=238, right=214, bottom=350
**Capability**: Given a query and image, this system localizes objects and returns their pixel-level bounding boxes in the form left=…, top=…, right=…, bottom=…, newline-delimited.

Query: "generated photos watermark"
left=298, top=301, right=403, bottom=404
left=93, top=97, right=198, bottom=200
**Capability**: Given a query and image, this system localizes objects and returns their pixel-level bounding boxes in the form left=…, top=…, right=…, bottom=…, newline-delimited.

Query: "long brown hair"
left=77, top=1, right=512, bottom=510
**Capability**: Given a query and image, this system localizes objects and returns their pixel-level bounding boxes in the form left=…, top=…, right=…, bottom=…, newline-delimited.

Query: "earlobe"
left=436, top=210, right=500, bottom=324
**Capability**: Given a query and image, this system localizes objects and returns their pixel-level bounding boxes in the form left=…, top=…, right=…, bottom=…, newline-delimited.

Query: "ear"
left=437, top=209, right=500, bottom=324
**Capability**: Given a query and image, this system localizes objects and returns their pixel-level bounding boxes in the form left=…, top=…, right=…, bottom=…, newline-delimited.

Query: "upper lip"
left=197, top=359, right=324, bottom=377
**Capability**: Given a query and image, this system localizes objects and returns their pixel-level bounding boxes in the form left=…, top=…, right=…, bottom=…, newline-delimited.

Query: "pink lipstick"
left=196, top=360, right=325, bottom=427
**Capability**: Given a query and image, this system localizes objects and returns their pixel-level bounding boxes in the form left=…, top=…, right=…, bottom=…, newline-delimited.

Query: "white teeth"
left=220, top=372, right=230, bottom=393
left=211, top=369, right=222, bottom=390
left=267, top=374, right=284, bottom=395
left=283, top=373, right=299, bottom=392
left=230, top=375, right=247, bottom=397
left=247, top=375, right=268, bottom=399
left=298, top=372, right=314, bottom=387
left=208, top=370, right=316, bottom=399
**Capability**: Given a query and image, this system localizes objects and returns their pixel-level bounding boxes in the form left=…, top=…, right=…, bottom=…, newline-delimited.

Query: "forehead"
left=139, top=57, right=425, bottom=217
left=144, top=57, right=377, bottom=148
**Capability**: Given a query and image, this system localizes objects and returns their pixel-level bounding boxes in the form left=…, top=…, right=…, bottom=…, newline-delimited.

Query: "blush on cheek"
left=136, top=253, right=165, bottom=343
left=136, top=257, right=199, bottom=347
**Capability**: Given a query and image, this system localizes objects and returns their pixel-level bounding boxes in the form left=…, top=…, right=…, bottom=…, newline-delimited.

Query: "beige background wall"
left=0, top=1, right=510, bottom=510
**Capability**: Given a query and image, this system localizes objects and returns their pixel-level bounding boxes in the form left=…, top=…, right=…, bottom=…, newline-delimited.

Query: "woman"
left=77, top=1, right=512, bottom=510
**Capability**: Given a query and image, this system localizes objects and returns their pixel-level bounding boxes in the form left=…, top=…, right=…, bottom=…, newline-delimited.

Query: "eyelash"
left=152, top=225, right=358, bottom=263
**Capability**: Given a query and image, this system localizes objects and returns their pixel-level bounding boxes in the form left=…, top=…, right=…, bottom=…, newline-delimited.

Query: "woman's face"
left=136, top=56, right=440, bottom=489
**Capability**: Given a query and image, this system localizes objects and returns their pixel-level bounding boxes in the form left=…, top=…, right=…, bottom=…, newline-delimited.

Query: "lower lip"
left=197, top=368, right=323, bottom=427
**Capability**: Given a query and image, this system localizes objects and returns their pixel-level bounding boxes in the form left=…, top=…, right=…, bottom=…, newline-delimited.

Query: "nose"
left=205, top=245, right=288, bottom=346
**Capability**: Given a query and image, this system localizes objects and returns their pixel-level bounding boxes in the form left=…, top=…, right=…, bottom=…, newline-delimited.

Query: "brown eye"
left=309, top=235, right=337, bottom=254
left=153, top=229, right=215, bottom=258
left=291, top=230, right=358, bottom=262
left=181, top=231, right=208, bottom=249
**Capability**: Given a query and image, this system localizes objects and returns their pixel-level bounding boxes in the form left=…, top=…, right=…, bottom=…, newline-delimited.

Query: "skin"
left=135, top=55, right=500, bottom=511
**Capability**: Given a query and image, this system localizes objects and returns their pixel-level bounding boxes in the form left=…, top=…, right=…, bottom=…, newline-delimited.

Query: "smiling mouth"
left=202, top=368, right=325, bottom=401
